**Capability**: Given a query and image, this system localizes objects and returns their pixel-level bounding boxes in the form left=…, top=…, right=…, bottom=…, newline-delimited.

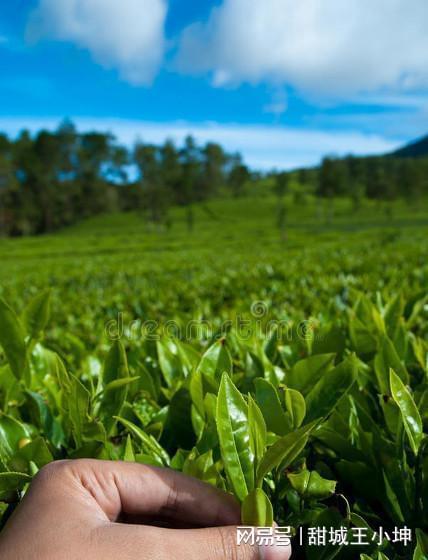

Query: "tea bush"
left=0, top=197, right=427, bottom=559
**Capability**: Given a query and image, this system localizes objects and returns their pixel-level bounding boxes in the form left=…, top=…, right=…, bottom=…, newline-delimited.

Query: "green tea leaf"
left=284, top=387, right=306, bottom=428
left=156, top=338, right=183, bottom=388
left=0, top=298, right=27, bottom=380
left=287, top=353, right=335, bottom=395
left=216, top=373, right=254, bottom=501
left=382, top=469, right=405, bottom=522
left=413, top=545, right=424, bottom=560
left=135, top=453, right=164, bottom=467
left=115, top=416, right=170, bottom=465
left=103, top=376, right=139, bottom=392
left=384, top=293, right=404, bottom=338
left=161, top=387, right=196, bottom=451
left=123, top=435, right=135, bottom=461
left=256, top=420, right=318, bottom=486
left=416, top=529, right=428, bottom=555
left=349, top=313, right=377, bottom=355
left=10, top=437, right=53, bottom=470
left=375, top=336, right=409, bottom=394
left=103, top=340, right=128, bottom=385
left=0, top=414, right=31, bottom=462
left=248, top=395, right=267, bottom=466
left=23, top=290, right=51, bottom=340
left=52, top=354, right=94, bottom=448
left=241, top=488, right=273, bottom=526
left=390, top=368, right=423, bottom=455
left=305, top=356, right=356, bottom=422
left=0, top=471, right=32, bottom=493
left=182, top=449, right=223, bottom=487
left=189, top=368, right=204, bottom=409
left=287, top=469, right=336, bottom=500
left=197, top=339, right=232, bottom=381
left=254, top=377, right=290, bottom=435
left=101, top=341, right=130, bottom=434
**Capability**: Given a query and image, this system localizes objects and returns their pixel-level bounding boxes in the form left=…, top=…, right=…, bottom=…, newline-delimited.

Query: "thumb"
left=97, top=523, right=292, bottom=560
left=204, top=525, right=292, bottom=560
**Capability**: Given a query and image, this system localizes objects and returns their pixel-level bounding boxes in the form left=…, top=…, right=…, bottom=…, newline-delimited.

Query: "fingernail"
left=258, top=523, right=291, bottom=560
left=258, top=542, right=292, bottom=560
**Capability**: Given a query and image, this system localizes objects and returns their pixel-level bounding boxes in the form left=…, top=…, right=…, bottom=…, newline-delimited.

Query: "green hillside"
left=1, top=194, right=427, bottom=336
left=2, top=124, right=428, bottom=240
left=392, top=134, right=428, bottom=158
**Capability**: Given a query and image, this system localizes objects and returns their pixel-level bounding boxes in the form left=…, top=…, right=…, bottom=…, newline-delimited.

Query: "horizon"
left=0, top=116, right=405, bottom=172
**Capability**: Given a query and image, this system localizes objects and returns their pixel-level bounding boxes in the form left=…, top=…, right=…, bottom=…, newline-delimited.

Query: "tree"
left=0, top=123, right=257, bottom=237
left=317, top=157, right=349, bottom=224
left=397, top=159, right=423, bottom=204
left=274, top=172, right=288, bottom=241
left=228, top=155, right=250, bottom=197
left=160, top=140, right=182, bottom=206
left=180, top=136, right=201, bottom=231
left=0, top=135, right=18, bottom=236
left=297, top=168, right=309, bottom=187
left=134, top=142, right=171, bottom=228
left=201, top=142, right=226, bottom=198
left=318, top=157, right=349, bottom=198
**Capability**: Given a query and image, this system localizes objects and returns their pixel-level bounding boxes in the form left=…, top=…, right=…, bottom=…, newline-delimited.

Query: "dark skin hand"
left=0, top=459, right=291, bottom=560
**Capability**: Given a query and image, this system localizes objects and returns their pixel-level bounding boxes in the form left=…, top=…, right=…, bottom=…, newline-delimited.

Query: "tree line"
left=1, top=120, right=427, bottom=237
left=0, top=121, right=251, bottom=236
left=316, top=154, right=428, bottom=206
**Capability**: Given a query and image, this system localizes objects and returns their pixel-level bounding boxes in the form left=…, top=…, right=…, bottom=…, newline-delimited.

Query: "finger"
left=32, top=459, right=241, bottom=527
left=94, top=523, right=292, bottom=560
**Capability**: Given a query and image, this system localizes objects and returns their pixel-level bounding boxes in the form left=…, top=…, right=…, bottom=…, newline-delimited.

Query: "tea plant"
left=0, top=287, right=427, bottom=559
left=0, top=198, right=428, bottom=558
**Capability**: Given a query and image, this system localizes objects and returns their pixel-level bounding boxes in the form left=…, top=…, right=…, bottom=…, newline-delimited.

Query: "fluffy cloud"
left=27, top=0, right=167, bottom=85
left=0, top=117, right=400, bottom=170
left=176, top=0, right=428, bottom=97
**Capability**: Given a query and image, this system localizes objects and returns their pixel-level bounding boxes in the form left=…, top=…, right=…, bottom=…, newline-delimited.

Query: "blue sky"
left=0, top=0, right=427, bottom=169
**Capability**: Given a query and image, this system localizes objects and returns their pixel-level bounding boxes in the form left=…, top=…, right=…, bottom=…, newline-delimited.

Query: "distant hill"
left=392, top=134, right=428, bottom=158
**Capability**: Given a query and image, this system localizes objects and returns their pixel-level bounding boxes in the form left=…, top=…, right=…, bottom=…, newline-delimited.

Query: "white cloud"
left=176, top=0, right=428, bottom=97
left=350, top=93, right=428, bottom=111
left=263, top=90, right=288, bottom=119
left=0, top=117, right=401, bottom=170
left=27, top=0, right=167, bottom=85
left=308, top=110, right=428, bottom=141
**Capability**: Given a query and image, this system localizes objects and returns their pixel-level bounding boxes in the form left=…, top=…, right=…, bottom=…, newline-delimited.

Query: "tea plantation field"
left=0, top=195, right=428, bottom=559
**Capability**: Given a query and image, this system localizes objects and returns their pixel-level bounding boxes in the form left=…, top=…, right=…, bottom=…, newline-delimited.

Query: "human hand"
left=0, top=459, right=292, bottom=559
